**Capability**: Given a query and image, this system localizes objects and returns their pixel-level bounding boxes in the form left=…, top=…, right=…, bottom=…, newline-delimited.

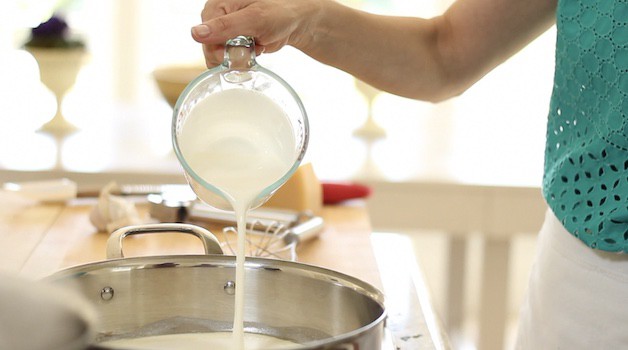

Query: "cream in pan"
left=100, top=332, right=298, bottom=349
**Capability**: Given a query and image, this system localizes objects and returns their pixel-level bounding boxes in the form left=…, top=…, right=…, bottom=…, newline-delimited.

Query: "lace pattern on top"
left=543, top=0, right=628, bottom=252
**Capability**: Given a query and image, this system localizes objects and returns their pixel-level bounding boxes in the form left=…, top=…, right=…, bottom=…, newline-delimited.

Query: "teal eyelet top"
left=543, top=0, right=628, bottom=252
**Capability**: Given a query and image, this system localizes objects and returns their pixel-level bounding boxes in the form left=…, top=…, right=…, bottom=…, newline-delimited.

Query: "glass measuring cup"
left=172, top=36, right=309, bottom=211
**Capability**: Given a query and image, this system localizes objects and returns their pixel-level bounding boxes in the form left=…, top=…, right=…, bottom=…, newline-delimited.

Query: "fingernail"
left=192, top=24, right=211, bottom=38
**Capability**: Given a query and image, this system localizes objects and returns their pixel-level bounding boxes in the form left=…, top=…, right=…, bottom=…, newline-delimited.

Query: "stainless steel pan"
left=47, top=223, right=386, bottom=349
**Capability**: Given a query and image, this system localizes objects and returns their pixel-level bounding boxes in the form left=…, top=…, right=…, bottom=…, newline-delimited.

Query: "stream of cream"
left=176, top=88, right=297, bottom=349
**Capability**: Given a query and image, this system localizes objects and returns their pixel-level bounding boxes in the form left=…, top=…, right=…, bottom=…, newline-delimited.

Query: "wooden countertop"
left=0, top=196, right=448, bottom=349
left=0, top=198, right=378, bottom=285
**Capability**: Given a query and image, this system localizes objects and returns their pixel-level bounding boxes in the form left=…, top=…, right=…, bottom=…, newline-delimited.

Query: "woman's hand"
left=191, top=0, right=320, bottom=67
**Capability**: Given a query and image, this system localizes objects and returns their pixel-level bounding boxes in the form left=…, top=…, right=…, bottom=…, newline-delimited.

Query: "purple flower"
left=25, top=14, right=84, bottom=48
left=32, top=15, right=69, bottom=38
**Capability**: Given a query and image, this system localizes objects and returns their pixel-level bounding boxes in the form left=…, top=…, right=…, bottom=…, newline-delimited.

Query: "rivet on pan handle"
left=106, top=223, right=224, bottom=259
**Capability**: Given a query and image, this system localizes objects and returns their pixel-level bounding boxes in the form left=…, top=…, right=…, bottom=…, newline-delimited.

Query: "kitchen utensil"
left=221, top=221, right=298, bottom=261
left=172, top=36, right=308, bottom=211
left=148, top=193, right=324, bottom=261
left=45, top=223, right=386, bottom=349
left=148, top=193, right=323, bottom=240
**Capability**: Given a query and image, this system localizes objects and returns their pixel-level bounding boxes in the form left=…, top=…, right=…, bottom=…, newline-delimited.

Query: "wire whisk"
left=220, top=220, right=297, bottom=261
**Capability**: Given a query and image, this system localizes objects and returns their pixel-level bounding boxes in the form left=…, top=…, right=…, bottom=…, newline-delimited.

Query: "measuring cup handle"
left=224, top=35, right=256, bottom=70
left=106, top=223, right=223, bottom=259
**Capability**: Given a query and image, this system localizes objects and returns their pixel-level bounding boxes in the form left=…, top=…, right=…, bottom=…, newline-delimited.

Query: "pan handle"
left=106, top=223, right=224, bottom=259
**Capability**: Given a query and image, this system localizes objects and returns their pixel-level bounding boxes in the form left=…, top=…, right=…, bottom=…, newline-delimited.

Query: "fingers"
left=192, top=9, right=255, bottom=68
left=202, top=43, right=225, bottom=67
left=191, top=24, right=212, bottom=41
left=192, top=10, right=256, bottom=45
left=192, top=2, right=265, bottom=67
left=191, top=0, right=294, bottom=67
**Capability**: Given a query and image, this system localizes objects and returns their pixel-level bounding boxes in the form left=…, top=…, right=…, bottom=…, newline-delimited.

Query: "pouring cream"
left=177, top=87, right=297, bottom=349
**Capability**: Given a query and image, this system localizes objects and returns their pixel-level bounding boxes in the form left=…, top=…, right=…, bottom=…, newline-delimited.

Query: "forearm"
left=194, top=0, right=557, bottom=102
left=295, top=0, right=556, bottom=101
left=297, top=3, right=445, bottom=101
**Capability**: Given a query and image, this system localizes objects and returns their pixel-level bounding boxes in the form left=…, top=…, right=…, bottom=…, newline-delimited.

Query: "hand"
left=191, top=0, right=319, bottom=67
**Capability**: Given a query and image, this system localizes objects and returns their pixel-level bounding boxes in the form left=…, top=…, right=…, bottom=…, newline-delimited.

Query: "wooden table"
left=0, top=196, right=448, bottom=349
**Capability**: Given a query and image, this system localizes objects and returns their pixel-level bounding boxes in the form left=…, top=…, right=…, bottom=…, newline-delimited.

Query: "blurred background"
left=0, top=1, right=556, bottom=349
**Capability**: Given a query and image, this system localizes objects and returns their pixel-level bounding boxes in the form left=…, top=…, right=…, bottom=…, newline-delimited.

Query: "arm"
left=192, top=0, right=557, bottom=102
